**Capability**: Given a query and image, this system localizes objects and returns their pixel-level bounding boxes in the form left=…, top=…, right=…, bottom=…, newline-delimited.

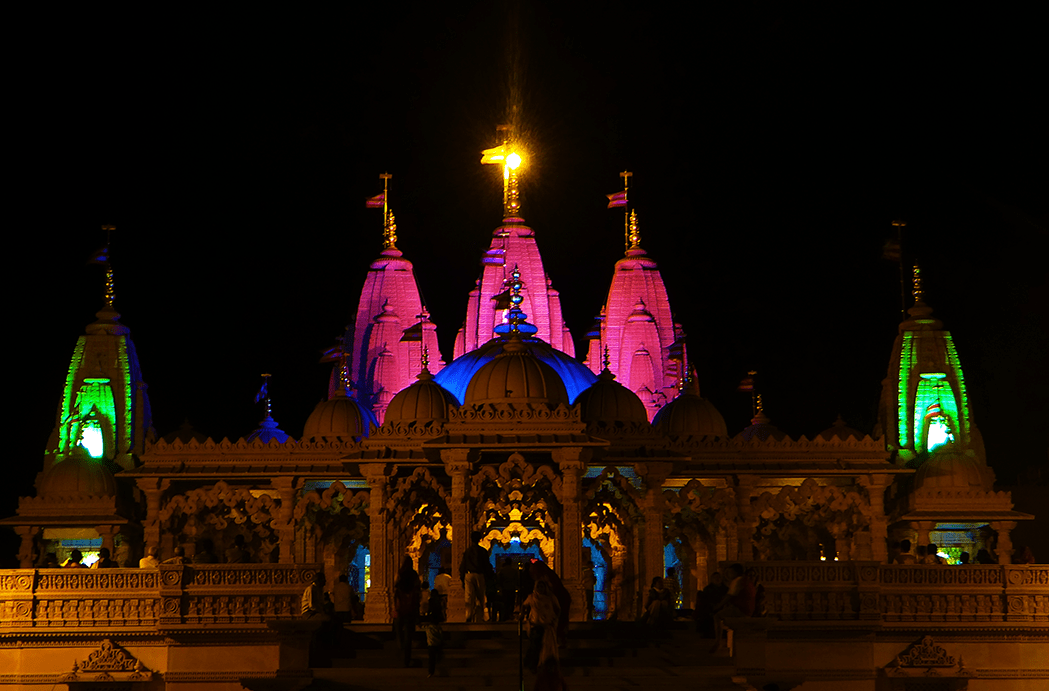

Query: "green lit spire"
left=878, top=266, right=981, bottom=467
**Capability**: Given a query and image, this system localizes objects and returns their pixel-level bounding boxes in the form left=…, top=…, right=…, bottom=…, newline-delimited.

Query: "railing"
left=0, top=564, right=320, bottom=631
left=747, top=562, right=1049, bottom=623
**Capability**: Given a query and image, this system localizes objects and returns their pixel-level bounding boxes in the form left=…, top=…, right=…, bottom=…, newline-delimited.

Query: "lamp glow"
left=507, top=152, right=522, bottom=169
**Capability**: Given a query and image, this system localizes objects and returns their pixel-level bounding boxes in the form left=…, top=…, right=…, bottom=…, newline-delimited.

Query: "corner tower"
left=585, top=211, right=686, bottom=420
left=43, top=258, right=154, bottom=473
left=876, top=266, right=984, bottom=468
left=346, top=193, right=444, bottom=423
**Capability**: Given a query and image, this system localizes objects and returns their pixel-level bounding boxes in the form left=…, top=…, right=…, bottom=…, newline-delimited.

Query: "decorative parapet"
left=447, top=402, right=585, bottom=432
left=142, top=435, right=362, bottom=463
left=746, top=562, right=1049, bottom=623
left=0, top=564, right=320, bottom=631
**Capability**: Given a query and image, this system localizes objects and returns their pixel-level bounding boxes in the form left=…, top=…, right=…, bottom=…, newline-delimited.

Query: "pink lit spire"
left=586, top=205, right=687, bottom=421
left=455, top=126, right=574, bottom=358
left=343, top=174, right=444, bottom=423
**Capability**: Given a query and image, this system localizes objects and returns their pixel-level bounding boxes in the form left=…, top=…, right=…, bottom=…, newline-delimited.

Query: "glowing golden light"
left=507, top=151, right=522, bottom=169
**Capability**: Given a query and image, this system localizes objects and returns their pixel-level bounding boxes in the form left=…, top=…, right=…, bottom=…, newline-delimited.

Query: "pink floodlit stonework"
left=585, top=243, right=685, bottom=420
left=454, top=217, right=574, bottom=359
left=347, top=247, right=444, bottom=423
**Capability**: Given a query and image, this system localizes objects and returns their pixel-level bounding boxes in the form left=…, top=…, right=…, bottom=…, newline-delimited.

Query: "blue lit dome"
left=463, top=335, right=570, bottom=407
left=435, top=336, right=597, bottom=406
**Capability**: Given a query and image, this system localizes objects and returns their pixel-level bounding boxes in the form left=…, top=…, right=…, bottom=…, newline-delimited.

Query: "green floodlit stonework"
left=117, top=338, right=133, bottom=458
left=943, top=332, right=971, bottom=446
left=54, top=334, right=132, bottom=464
left=897, top=332, right=913, bottom=447
left=914, top=374, right=957, bottom=453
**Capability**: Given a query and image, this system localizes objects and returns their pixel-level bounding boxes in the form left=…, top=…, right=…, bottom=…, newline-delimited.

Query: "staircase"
left=307, top=620, right=743, bottom=690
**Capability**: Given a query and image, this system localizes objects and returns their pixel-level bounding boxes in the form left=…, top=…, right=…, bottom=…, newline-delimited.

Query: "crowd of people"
left=891, top=539, right=1036, bottom=565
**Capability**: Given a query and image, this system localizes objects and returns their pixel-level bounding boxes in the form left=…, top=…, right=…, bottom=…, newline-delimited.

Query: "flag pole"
left=620, top=170, right=632, bottom=252
left=380, top=173, right=393, bottom=248
left=892, top=220, right=906, bottom=320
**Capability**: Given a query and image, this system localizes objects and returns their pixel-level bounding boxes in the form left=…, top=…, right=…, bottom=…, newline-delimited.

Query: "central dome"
left=463, top=336, right=570, bottom=407
left=436, top=335, right=596, bottom=405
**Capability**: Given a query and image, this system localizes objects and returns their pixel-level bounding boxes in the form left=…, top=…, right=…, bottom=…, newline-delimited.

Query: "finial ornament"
left=481, top=125, right=525, bottom=219
left=603, top=345, right=610, bottom=369
left=384, top=209, right=398, bottom=249
left=93, top=225, right=117, bottom=308
left=912, top=264, right=923, bottom=303
left=756, top=393, right=764, bottom=414
left=607, top=171, right=633, bottom=251
left=628, top=210, right=641, bottom=249
left=255, top=373, right=273, bottom=417
left=493, top=264, right=538, bottom=336
left=366, top=173, right=396, bottom=250
left=422, top=345, right=430, bottom=370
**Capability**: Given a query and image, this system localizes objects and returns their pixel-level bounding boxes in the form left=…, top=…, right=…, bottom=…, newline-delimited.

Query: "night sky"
left=8, top=4, right=1046, bottom=563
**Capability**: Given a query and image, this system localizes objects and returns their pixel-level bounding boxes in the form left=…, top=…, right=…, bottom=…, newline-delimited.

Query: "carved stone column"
left=734, top=475, right=760, bottom=563
left=638, top=462, right=672, bottom=606
left=272, top=477, right=297, bottom=564
left=991, top=521, right=1017, bottom=564
left=860, top=475, right=890, bottom=563
left=441, top=448, right=474, bottom=623
left=95, top=524, right=117, bottom=557
left=135, top=478, right=167, bottom=555
left=361, top=463, right=393, bottom=623
left=14, top=525, right=40, bottom=568
left=555, top=447, right=587, bottom=621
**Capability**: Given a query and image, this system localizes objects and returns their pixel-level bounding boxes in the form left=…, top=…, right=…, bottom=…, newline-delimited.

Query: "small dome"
left=39, top=453, right=117, bottom=497
left=738, top=410, right=786, bottom=442
left=463, top=336, right=569, bottom=408
left=577, top=369, right=648, bottom=424
left=303, top=390, right=377, bottom=440
left=818, top=415, right=863, bottom=441
left=384, top=369, right=457, bottom=425
left=914, top=450, right=989, bottom=490
left=653, top=380, right=727, bottom=436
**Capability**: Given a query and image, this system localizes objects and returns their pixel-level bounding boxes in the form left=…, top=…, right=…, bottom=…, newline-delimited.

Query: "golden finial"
left=912, top=264, right=923, bottom=303
left=482, top=125, right=525, bottom=219
left=756, top=393, right=764, bottom=414
left=101, top=225, right=115, bottom=307
left=384, top=209, right=398, bottom=249
left=628, top=210, right=640, bottom=249
left=602, top=345, right=610, bottom=369
left=422, top=345, right=430, bottom=370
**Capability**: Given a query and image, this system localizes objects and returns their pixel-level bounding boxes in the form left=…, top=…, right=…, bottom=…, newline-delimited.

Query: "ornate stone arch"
left=294, top=480, right=371, bottom=576
left=158, top=481, right=281, bottom=560
left=387, top=467, right=452, bottom=569
left=751, top=478, right=870, bottom=560
left=472, top=453, right=564, bottom=537
left=583, top=467, right=645, bottom=618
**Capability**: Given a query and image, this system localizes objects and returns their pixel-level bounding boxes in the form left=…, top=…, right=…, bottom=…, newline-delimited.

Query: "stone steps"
left=308, top=620, right=740, bottom=690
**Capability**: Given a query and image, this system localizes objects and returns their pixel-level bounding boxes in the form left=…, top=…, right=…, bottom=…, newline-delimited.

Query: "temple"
left=2, top=155, right=1045, bottom=689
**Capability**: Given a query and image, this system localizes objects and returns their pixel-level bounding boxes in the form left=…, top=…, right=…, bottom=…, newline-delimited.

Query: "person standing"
left=422, top=589, right=445, bottom=677
left=581, top=557, right=597, bottom=621
left=332, top=574, right=353, bottom=628
left=458, top=531, right=492, bottom=623
left=393, top=556, right=421, bottom=667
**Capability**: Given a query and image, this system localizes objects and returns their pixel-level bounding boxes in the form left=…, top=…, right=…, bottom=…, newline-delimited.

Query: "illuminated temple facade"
left=3, top=192, right=1046, bottom=688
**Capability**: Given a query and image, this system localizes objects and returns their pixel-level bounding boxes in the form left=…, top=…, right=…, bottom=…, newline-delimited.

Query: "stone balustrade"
left=747, top=561, right=1049, bottom=623
left=0, top=564, right=320, bottom=631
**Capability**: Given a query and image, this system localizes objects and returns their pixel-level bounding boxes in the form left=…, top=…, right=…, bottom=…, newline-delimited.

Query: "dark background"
left=7, top=3, right=1046, bottom=564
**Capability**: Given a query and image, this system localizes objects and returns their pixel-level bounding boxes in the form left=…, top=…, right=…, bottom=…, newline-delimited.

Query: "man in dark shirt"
left=459, top=531, right=492, bottom=622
